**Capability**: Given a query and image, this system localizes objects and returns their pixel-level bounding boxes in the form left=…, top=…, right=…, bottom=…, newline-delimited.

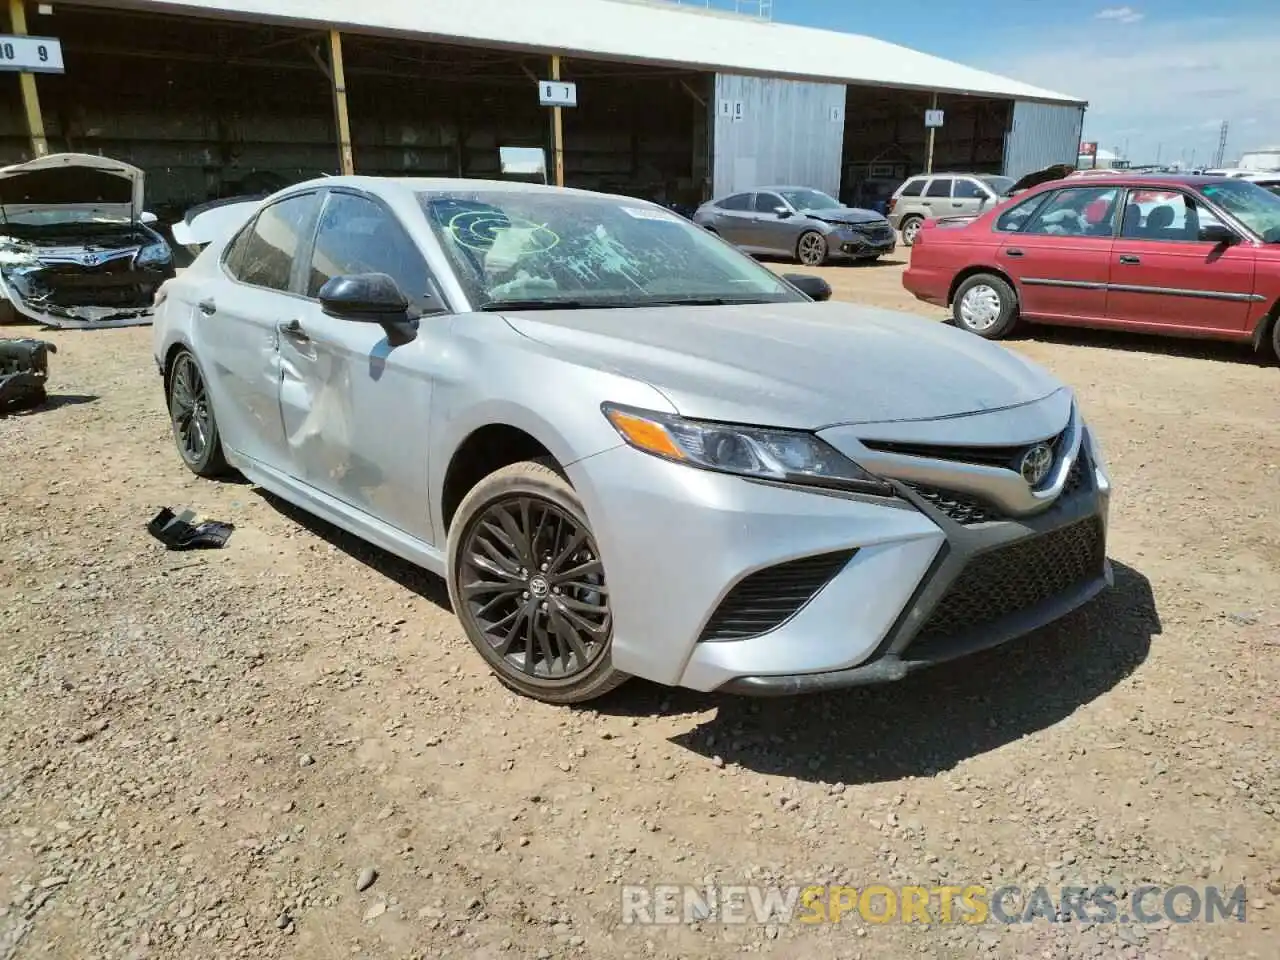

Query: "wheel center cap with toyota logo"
left=1019, top=443, right=1055, bottom=487
left=528, top=575, right=550, bottom=599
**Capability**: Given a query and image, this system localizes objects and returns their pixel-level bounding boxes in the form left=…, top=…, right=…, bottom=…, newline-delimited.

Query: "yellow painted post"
left=550, top=55, right=565, bottom=187
left=328, top=29, right=354, bottom=175
left=8, top=0, right=48, bottom=158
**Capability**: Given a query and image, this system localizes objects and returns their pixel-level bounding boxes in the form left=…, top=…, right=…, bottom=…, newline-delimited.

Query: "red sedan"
left=903, top=174, right=1280, bottom=358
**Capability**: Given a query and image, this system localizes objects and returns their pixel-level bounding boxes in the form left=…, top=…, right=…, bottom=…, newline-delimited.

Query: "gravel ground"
left=1, top=256, right=1278, bottom=960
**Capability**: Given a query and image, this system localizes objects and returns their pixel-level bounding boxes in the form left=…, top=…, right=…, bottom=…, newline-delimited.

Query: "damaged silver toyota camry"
left=154, top=177, right=1113, bottom=705
left=0, top=153, right=174, bottom=329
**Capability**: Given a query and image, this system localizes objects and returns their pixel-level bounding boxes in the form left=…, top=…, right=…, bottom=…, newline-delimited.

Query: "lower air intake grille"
left=905, top=484, right=1003, bottom=524
left=912, top=517, right=1104, bottom=647
left=698, top=549, right=856, bottom=642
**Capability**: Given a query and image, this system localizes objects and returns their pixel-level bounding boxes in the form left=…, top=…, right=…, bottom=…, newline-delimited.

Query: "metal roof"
left=85, top=0, right=1086, bottom=105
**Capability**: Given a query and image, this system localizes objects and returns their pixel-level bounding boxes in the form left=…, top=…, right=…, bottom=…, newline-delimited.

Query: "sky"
left=761, top=0, right=1278, bottom=166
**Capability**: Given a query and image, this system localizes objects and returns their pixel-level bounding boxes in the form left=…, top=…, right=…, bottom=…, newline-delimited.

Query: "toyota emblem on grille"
left=1019, top=443, right=1054, bottom=487
left=80, top=252, right=102, bottom=266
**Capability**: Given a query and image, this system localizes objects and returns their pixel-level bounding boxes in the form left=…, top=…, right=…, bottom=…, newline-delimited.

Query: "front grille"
left=912, top=516, right=1105, bottom=647
left=856, top=224, right=895, bottom=243
left=698, top=549, right=856, bottom=642
left=862, top=433, right=1066, bottom=471
left=27, top=266, right=156, bottom=308
left=1063, top=450, right=1088, bottom=494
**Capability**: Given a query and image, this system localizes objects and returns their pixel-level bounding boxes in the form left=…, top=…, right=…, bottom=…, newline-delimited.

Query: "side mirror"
left=1199, top=223, right=1237, bottom=245
left=775, top=206, right=792, bottom=218
left=318, top=272, right=421, bottom=346
left=783, top=273, right=832, bottom=302
left=140, top=211, right=159, bottom=226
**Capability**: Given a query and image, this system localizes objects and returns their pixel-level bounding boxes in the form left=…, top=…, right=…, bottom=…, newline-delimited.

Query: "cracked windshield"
left=420, top=191, right=802, bottom=308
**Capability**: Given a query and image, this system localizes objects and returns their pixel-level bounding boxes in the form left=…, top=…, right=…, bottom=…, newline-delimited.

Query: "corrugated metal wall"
left=1003, top=101, right=1085, bottom=180
left=712, top=73, right=845, bottom=197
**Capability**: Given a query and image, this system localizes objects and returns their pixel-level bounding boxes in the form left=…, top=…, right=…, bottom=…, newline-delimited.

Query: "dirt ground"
left=1, top=254, right=1278, bottom=960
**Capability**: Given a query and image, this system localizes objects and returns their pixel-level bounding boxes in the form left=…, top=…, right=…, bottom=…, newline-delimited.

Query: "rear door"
left=708, top=192, right=756, bottom=248
left=919, top=177, right=954, bottom=221
left=994, top=184, right=1120, bottom=324
left=1106, top=188, right=1257, bottom=335
left=196, top=190, right=321, bottom=472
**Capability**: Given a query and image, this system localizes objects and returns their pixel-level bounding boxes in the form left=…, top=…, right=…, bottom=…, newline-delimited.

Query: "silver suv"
left=889, top=173, right=1015, bottom=246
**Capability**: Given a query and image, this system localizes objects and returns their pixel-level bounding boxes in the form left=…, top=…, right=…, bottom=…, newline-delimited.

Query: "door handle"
left=1004, top=248, right=1025, bottom=258
left=198, top=298, right=216, bottom=315
left=277, top=319, right=310, bottom=342
left=1118, top=255, right=1141, bottom=265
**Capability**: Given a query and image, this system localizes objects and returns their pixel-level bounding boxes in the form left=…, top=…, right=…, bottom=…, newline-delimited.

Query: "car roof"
left=1029, top=173, right=1243, bottom=192
left=273, top=175, right=652, bottom=206
left=906, top=171, right=1000, bottom=178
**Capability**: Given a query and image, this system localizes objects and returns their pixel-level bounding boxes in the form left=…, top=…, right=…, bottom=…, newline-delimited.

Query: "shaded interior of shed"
left=0, top=3, right=710, bottom=218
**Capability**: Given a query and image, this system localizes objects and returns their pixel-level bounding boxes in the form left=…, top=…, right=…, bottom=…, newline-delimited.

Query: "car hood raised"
left=503, top=301, right=1063, bottom=429
left=0, top=152, right=144, bottom=223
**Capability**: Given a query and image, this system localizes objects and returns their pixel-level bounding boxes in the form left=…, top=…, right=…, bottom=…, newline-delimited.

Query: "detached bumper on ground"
left=569, top=438, right=1111, bottom=695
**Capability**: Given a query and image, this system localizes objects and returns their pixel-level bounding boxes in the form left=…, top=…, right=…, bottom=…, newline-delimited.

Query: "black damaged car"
left=0, top=152, right=174, bottom=329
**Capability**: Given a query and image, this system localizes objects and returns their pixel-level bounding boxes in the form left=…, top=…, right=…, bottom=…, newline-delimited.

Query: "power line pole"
left=1213, top=121, right=1229, bottom=168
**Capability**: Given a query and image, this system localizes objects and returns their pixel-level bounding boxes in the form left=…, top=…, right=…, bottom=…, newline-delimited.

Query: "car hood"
left=502, top=301, right=1063, bottom=429
left=802, top=206, right=887, bottom=225
left=1006, top=163, right=1074, bottom=195
left=0, top=152, right=144, bottom=223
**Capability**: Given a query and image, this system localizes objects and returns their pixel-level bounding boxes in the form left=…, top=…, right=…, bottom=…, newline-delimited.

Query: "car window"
left=718, top=193, right=752, bottom=211
left=754, top=192, right=785, bottom=213
left=307, top=192, right=435, bottom=313
left=898, top=179, right=925, bottom=198
left=225, top=192, right=318, bottom=291
left=994, top=193, right=1050, bottom=233
left=1120, top=190, right=1227, bottom=242
left=925, top=178, right=953, bottom=198
left=1022, top=186, right=1121, bottom=238
left=954, top=180, right=987, bottom=200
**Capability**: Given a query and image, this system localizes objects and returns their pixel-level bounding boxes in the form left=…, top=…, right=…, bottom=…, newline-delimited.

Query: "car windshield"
left=981, top=175, right=1016, bottom=195
left=776, top=188, right=839, bottom=211
left=419, top=190, right=805, bottom=309
left=1198, top=179, right=1280, bottom=242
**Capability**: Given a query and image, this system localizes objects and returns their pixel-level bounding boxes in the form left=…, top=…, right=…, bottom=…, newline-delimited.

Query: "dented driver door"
left=276, top=190, right=441, bottom=546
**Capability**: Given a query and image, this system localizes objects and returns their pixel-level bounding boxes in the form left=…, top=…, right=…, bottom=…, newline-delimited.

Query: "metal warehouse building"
left=0, top=0, right=1085, bottom=218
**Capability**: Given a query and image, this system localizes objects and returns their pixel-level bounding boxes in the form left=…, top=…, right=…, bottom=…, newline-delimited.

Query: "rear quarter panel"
left=902, top=217, right=1004, bottom=306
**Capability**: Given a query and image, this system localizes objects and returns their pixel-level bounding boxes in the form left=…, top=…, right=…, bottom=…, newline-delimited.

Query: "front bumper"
left=833, top=227, right=896, bottom=259
left=567, top=432, right=1111, bottom=695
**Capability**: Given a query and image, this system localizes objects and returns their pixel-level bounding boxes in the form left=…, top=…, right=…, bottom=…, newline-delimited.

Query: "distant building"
left=1238, top=147, right=1280, bottom=172
left=1078, top=147, right=1127, bottom=170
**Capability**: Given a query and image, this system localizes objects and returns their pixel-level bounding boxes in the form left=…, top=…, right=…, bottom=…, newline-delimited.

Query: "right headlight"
left=601, top=402, right=894, bottom=496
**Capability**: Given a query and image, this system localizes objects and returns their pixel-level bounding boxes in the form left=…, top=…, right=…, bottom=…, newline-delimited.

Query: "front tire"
left=447, top=459, right=629, bottom=705
left=952, top=273, right=1019, bottom=340
left=167, top=349, right=230, bottom=477
left=796, top=230, right=828, bottom=266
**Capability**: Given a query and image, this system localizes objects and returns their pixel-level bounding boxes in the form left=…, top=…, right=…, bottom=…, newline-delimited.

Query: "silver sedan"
left=153, top=177, right=1112, bottom=704
left=693, top=186, right=896, bottom=265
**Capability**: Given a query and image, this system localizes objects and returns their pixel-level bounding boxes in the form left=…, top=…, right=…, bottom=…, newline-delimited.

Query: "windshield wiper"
left=478, top=298, right=594, bottom=311
left=642, top=296, right=780, bottom=306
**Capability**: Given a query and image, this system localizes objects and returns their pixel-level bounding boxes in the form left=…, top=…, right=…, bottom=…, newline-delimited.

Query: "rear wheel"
left=1271, top=312, right=1280, bottom=362
left=447, top=459, right=629, bottom=705
left=899, top=216, right=924, bottom=246
left=796, top=230, right=828, bottom=266
left=167, top=349, right=230, bottom=477
left=952, top=273, right=1019, bottom=340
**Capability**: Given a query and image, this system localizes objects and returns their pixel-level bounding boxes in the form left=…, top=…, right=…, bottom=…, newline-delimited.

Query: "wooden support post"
left=328, top=29, right=354, bottom=175
left=924, top=92, right=938, bottom=175
left=9, top=0, right=48, bottom=158
left=550, top=55, right=565, bottom=187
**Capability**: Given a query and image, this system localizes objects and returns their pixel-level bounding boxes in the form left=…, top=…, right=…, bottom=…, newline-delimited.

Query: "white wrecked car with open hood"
left=0, top=152, right=174, bottom=329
